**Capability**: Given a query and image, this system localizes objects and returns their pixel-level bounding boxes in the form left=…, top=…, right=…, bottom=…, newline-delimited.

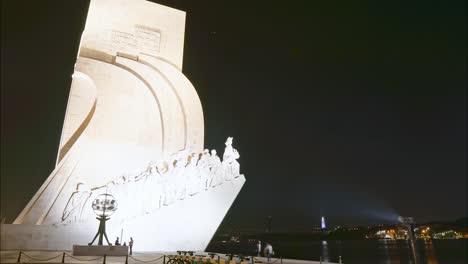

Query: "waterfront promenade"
left=0, top=251, right=338, bottom=264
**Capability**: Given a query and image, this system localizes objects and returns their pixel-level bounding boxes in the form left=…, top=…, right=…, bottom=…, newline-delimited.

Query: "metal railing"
left=13, top=251, right=277, bottom=264
left=13, top=251, right=342, bottom=264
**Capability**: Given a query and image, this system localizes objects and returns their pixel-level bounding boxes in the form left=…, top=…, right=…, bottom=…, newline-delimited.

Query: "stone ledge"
left=73, top=245, right=128, bottom=256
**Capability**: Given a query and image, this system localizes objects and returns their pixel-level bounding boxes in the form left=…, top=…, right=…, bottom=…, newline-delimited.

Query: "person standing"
left=256, top=240, right=262, bottom=256
left=263, top=243, right=274, bottom=262
left=129, top=237, right=134, bottom=255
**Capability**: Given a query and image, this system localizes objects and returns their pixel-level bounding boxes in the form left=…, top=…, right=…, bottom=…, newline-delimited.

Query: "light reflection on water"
left=208, top=239, right=467, bottom=264
left=314, top=239, right=462, bottom=264
left=321, top=240, right=329, bottom=262
left=423, top=239, right=439, bottom=264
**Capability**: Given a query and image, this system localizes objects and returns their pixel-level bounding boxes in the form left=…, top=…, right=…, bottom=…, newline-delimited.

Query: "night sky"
left=1, top=0, right=466, bottom=230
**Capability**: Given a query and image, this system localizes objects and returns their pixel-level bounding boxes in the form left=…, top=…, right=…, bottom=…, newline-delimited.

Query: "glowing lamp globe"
left=92, top=194, right=118, bottom=217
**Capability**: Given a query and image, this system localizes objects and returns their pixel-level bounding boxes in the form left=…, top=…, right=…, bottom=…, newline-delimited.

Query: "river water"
left=207, top=239, right=467, bottom=264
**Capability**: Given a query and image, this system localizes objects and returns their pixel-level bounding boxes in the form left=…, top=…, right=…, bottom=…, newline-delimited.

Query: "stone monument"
left=1, top=0, right=245, bottom=252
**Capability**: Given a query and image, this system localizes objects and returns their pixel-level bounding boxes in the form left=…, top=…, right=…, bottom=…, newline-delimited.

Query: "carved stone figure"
left=162, top=161, right=176, bottom=206
left=186, top=153, right=201, bottom=196
left=222, top=137, right=241, bottom=181
left=112, top=177, right=132, bottom=223
left=152, top=162, right=164, bottom=209
left=209, top=149, right=223, bottom=187
left=62, top=183, right=92, bottom=223
left=61, top=141, right=243, bottom=226
left=197, top=149, right=211, bottom=190
left=155, top=160, right=167, bottom=208
left=173, top=155, right=188, bottom=200
left=222, top=137, right=234, bottom=161
left=144, top=167, right=161, bottom=213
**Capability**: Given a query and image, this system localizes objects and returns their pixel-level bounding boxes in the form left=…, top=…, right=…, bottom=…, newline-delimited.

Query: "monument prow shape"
left=1, top=0, right=245, bottom=251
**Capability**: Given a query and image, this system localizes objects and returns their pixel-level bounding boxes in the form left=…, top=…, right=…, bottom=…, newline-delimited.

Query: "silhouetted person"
left=115, top=237, right=121, bottom=246
left=129, top=237, right=134, bottom=255
left=263, top=243, right=273, bottom=262
left=256, top=240, right=262, bottom=256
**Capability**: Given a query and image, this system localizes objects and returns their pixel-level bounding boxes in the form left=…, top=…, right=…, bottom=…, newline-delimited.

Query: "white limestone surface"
left=5, top=0, right=244, bottom=252
left=2, top=176, right=245, bottom=251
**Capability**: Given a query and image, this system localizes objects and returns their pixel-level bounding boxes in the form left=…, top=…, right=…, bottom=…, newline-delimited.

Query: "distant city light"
left=321, top=216, right=326, bottom=229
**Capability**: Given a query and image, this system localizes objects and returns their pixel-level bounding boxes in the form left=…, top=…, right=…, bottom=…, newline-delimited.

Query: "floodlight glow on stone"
left=3, top=0, right=246, bottom=252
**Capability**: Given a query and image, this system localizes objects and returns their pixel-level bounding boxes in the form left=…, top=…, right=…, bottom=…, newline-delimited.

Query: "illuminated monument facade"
left=1, top=0, right=245, bottom=251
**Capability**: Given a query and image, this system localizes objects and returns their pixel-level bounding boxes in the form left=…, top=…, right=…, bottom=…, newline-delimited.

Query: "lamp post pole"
left=399, top=216, right=419, bottom=264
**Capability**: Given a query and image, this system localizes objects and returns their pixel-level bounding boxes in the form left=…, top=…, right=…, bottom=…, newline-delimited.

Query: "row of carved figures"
left=60, top=137, right=242, bottom=224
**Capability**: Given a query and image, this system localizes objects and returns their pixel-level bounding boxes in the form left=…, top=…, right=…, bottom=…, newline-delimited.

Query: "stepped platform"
left=0, top=251, right=338, bottom=264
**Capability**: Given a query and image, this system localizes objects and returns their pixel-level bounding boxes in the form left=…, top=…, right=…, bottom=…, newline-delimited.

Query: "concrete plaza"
left=0, top=251, right=337, bottom=264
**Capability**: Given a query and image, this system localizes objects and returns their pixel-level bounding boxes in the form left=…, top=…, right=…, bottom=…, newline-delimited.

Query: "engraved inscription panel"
left=83, top=25, right=161, bottom=56
left=135, top=25, right=161, bottom=53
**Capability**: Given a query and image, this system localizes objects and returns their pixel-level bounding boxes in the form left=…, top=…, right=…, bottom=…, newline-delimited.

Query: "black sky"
left=1, top=0, right=466, bottom=230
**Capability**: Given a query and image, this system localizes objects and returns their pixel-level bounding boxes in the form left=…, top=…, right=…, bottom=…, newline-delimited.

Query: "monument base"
left=73, top=245, right=128, bottom=256
left=1, top=176, right=245, bottom=251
